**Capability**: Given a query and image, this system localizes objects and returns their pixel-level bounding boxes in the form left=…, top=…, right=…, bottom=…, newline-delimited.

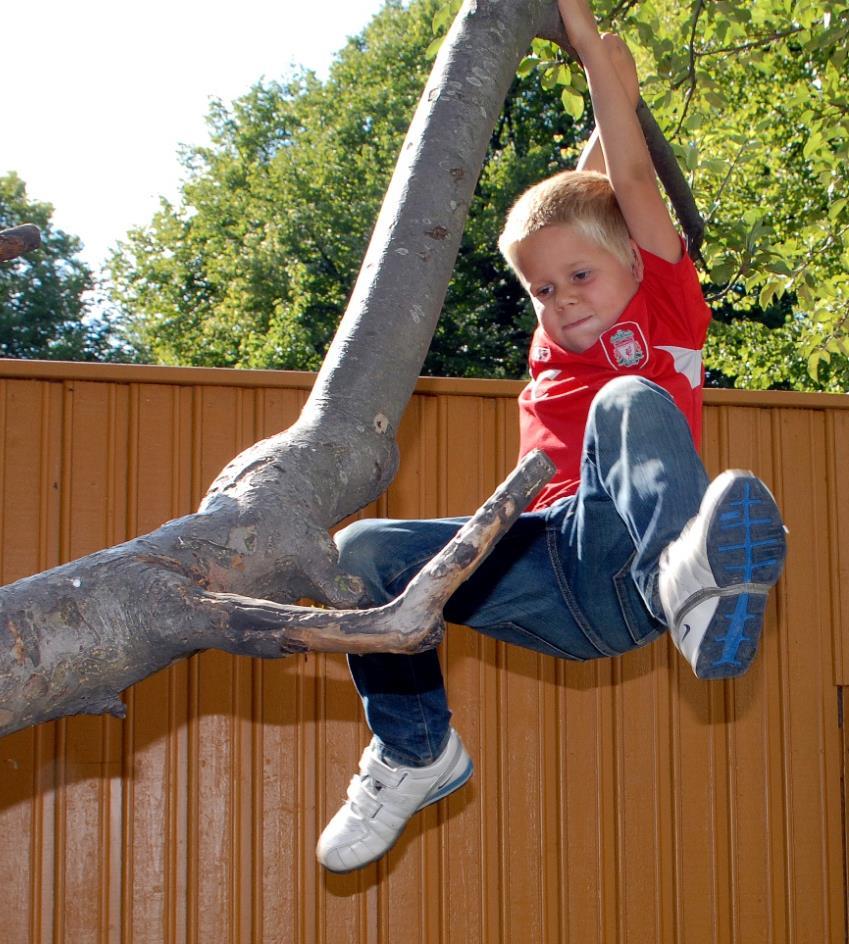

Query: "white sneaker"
left=317, top=728, right=473, bottom=873
left=659, top=470, right=787, bottom=680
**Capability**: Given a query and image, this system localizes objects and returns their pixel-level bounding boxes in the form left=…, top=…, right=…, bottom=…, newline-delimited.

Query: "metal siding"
left=827, top=410, right=849, bottom=686
left=0, top=364, right=845, bottom=944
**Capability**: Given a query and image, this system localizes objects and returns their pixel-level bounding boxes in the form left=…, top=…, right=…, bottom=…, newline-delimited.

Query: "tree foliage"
left=0, top=173, right=118, bottom=361
left=111, top=0, right=849, bottom=390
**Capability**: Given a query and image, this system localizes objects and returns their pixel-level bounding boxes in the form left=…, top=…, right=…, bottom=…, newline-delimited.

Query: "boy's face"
left=513, top=224, right=643, bottom=354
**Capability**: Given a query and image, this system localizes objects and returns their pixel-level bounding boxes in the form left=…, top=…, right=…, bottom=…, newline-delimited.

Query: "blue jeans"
left=339, top=377, right=710, bottom=766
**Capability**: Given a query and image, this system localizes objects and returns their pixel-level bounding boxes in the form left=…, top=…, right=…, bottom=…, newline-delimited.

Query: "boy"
left=316, top=0, right=787, bottom=874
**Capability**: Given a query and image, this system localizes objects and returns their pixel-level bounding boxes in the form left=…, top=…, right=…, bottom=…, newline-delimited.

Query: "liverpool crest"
left=602, top=322, right=648, bottom=369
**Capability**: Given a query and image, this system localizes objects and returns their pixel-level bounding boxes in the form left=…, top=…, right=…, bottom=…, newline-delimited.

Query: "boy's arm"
left=575, top=35, right=638, bottom=173
left=560, top=0, right=681, bottom=263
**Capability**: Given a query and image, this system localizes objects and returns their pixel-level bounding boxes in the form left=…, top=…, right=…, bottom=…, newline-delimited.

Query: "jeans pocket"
left=612, top=552, right=665, bottom=647
left=545, top=527, right=619, bottom=659
left=484, top=621, right=590, bottom=661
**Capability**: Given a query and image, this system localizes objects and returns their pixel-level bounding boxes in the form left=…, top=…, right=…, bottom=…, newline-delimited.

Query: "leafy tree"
left=0, top=172, right=120, bottom=361
left=110, top=0, right=585, bottom=378
left=111, top=2, right=433, bottom=370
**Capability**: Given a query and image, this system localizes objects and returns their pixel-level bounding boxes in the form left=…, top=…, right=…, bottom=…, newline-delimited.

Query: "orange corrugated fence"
left=0, top=360, right=846, bottom=944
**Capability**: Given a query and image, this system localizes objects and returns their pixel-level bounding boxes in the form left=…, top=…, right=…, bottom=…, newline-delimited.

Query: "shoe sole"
left=692, top=473, right=787, bottom=679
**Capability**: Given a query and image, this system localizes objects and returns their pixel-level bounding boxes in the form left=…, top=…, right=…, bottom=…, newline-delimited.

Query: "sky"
left=5, top=0, right=387, bottom=273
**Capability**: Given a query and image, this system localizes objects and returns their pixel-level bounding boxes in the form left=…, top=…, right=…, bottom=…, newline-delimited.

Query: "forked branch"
left=197, top=448, right=556, bottom=656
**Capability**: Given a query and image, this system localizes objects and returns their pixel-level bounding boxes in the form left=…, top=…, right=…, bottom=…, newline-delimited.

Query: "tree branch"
left=603, top=0, right=641, bottom=24
left=703, top=140, right=750, bottom=226
left=0, top=0, right=561, bottom=739
left=0, top=449, right=554, bottom=738
left=672, top=0, right=707, bottom=137
left=695, top=26, right=806, bottom=59
left=195, top=449, right=555, bottom=657
left=0, top=224, right=41, bottom=262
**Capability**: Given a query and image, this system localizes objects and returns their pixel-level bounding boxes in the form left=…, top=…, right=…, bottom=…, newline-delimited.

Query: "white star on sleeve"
left=656, top=346, right=703, bottom=389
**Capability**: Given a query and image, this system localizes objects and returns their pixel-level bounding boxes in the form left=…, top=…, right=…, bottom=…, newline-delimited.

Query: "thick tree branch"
left=0, top=224, right=41, bottom=262
left=0, top=450, right=553, bottom=738
left=194, top=449, right=555, bottom=657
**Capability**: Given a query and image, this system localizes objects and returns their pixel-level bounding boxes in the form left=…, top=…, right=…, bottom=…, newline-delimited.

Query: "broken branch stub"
left=0, top=224, right=41, bottom=262
left=200, top=448, right=556, bottom=657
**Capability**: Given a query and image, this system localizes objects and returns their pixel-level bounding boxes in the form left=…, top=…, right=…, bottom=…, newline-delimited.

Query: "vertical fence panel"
left=123, top=383, right=192, bottom=944
left=827, top=411, right=849, bottom=686
left=0, top=364, right=845, bottom=944
left=54, top=380, right=128, bottom=944
left=0, top=378, right=60, bottom=944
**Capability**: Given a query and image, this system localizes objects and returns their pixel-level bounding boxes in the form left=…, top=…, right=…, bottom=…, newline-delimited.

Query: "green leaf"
left=516, top=56, right=538, bottom=78
left=711, top=260, right=737, bottom=285
left=828, top=197, right=847, bottom=220
left=540, top=66, right=558, bottom=91
left=554, top=64, right=572, bottom=86
left=759, top=279, right=785, bottom=308
left=803, top=132, right=824, bottom=160
left=425, top=35, right=445, bottom=59
left=808, top=350, right=830, bottom=381
left=561, top=87, right=585, bottom=120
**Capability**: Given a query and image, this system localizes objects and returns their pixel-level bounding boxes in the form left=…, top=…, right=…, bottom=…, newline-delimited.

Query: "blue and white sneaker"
left=317, top=727, right=473, bottom=872
left=659, top=470, right=787, bottom=680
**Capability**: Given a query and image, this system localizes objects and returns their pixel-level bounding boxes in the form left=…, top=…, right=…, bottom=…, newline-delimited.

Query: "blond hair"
left=498, top=170, right=634, bottom=272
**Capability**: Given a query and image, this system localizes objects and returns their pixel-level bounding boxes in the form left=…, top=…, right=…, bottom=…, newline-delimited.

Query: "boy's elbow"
left=600, top=32, right=640, bottom=106
left=599, top=32, right=628, bottom=57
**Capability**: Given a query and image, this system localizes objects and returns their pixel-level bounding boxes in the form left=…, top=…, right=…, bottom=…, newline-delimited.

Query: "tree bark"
left=0, top=224, right=41, bottom=262
left=0, top=450, right=553, bottom=736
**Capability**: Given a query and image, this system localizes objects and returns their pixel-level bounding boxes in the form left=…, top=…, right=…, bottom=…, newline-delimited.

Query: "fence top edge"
left=0, top=358, right=846, bottom=410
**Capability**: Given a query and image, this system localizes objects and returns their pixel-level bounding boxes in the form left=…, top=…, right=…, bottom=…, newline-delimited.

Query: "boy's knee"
left=594, top=375, right=670, bottom=409
left=589, top=378, right=683, bottom=440
left=335, top=519, right=384, bottom=571
left=335, top=518, right=400, bottom=605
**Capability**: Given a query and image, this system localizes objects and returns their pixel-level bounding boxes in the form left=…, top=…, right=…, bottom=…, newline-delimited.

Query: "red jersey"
left=518, top=245, right=712, bottom=510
